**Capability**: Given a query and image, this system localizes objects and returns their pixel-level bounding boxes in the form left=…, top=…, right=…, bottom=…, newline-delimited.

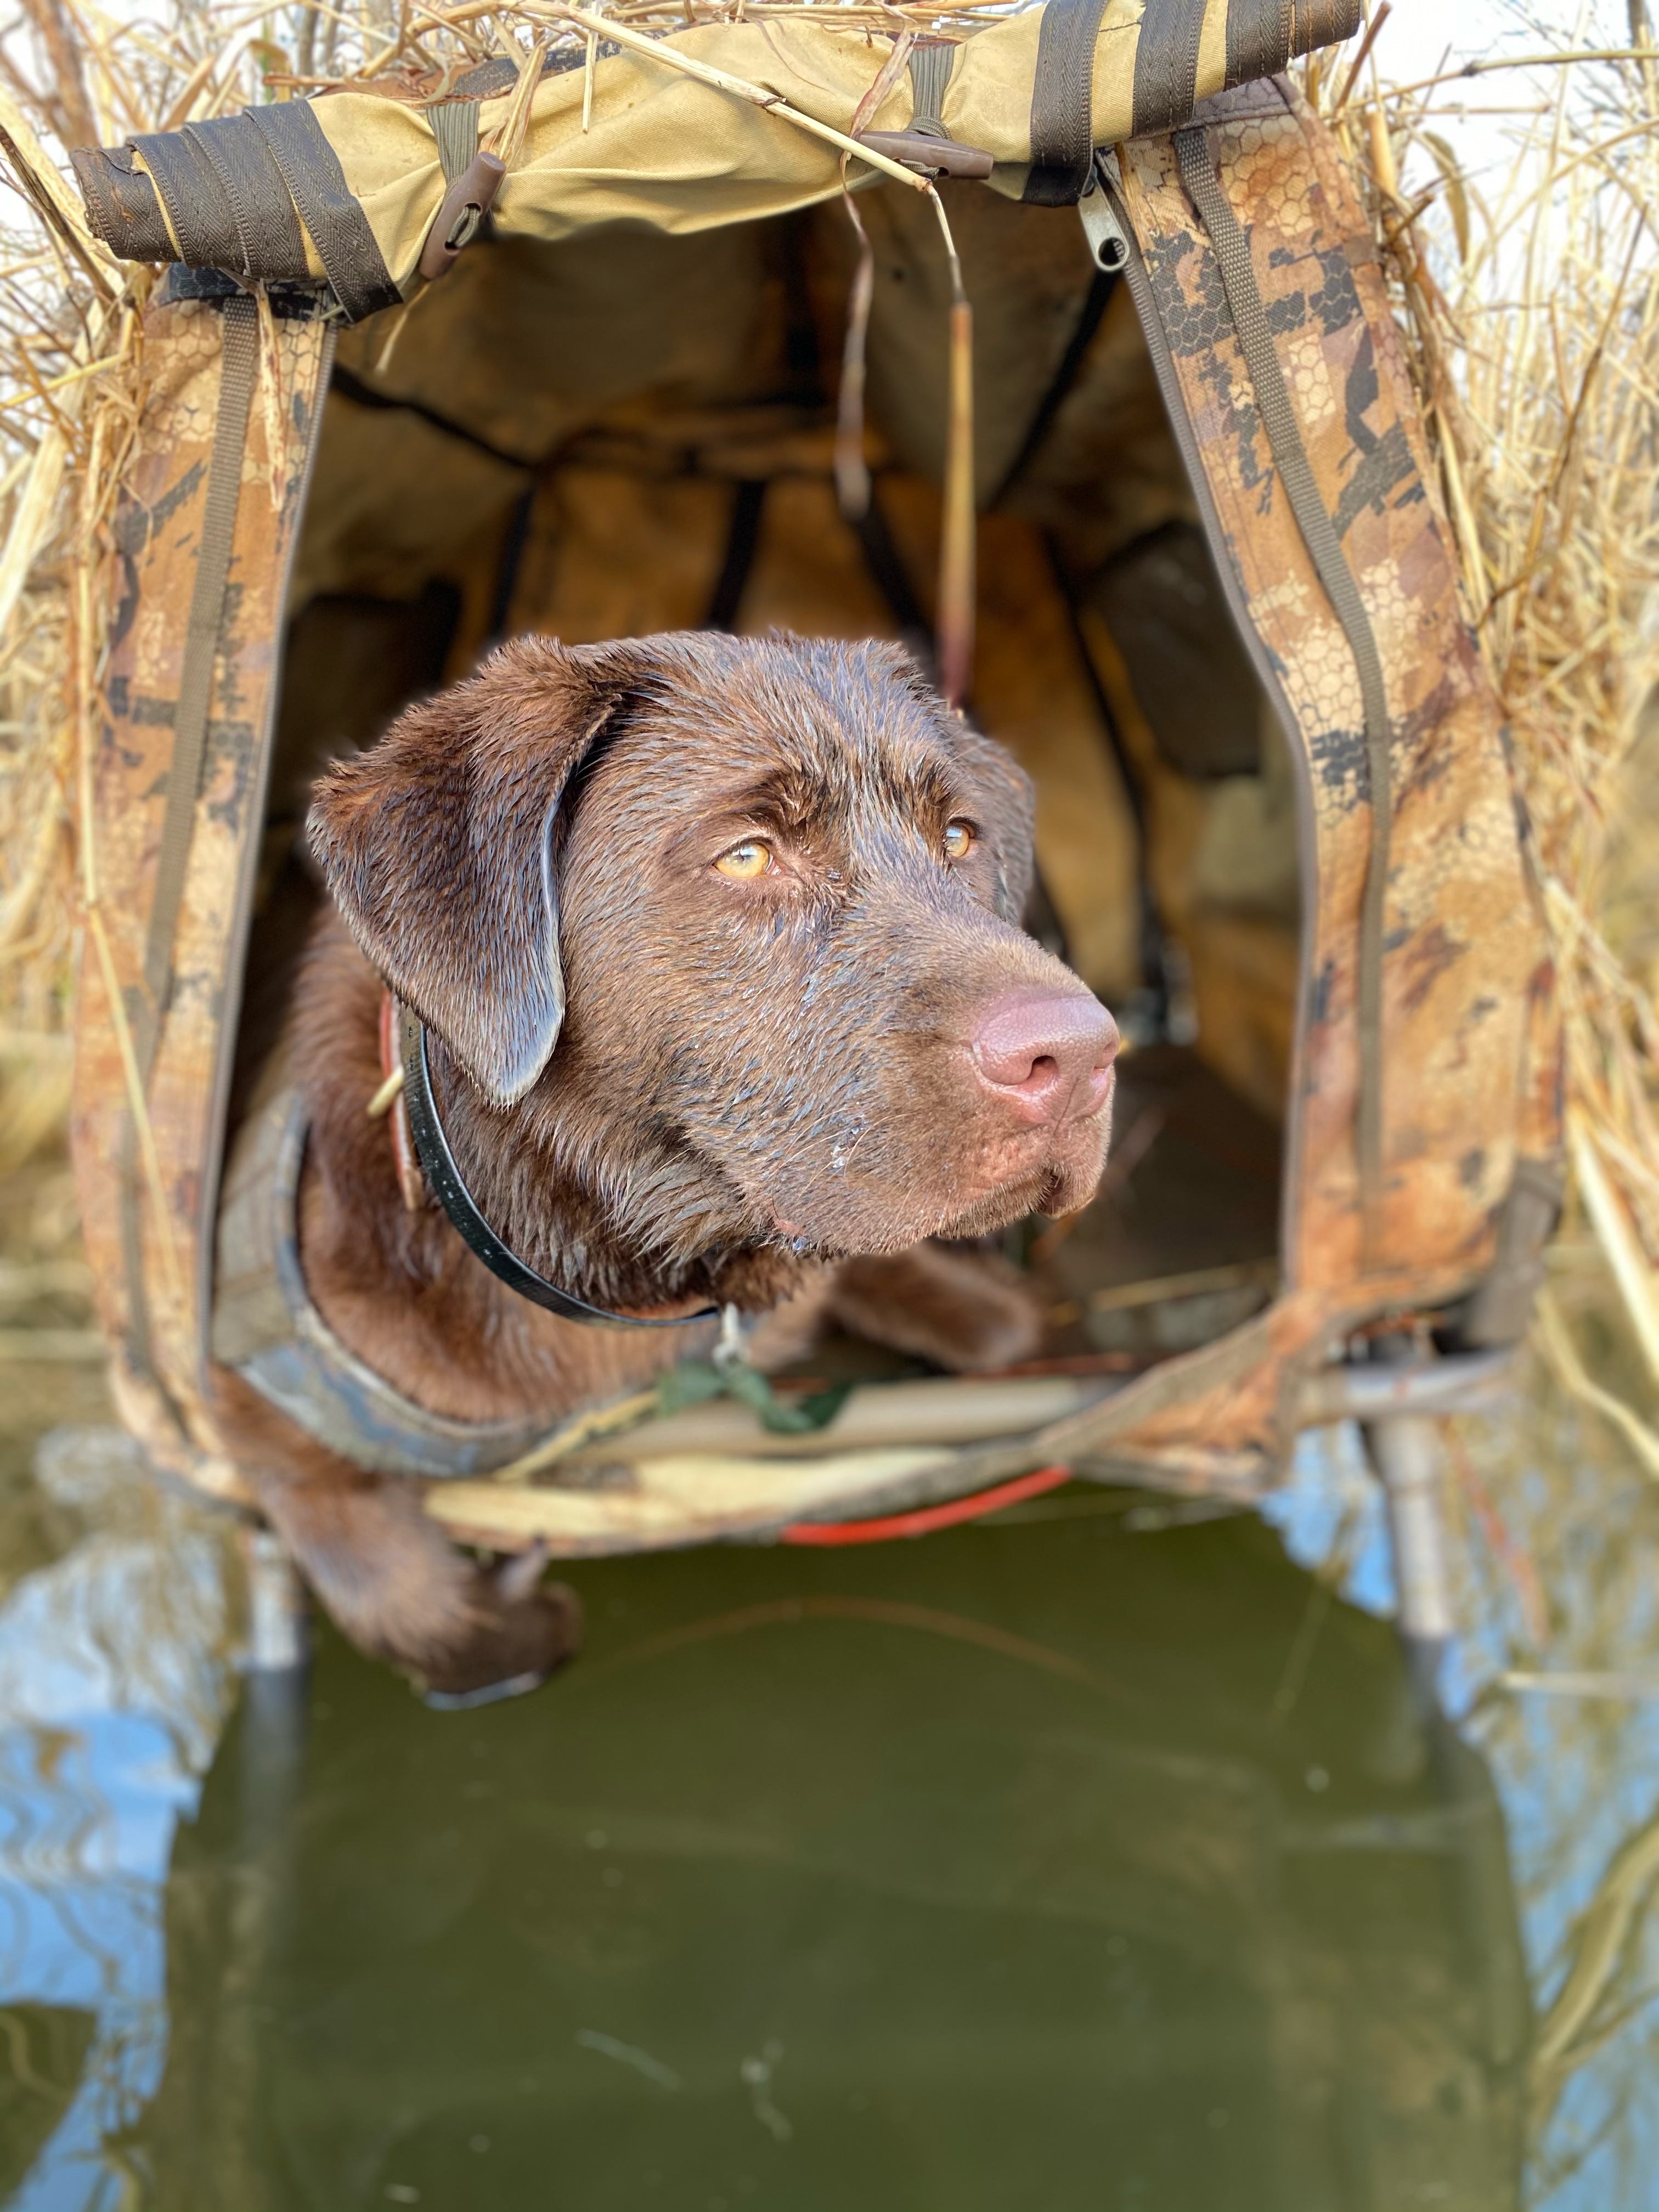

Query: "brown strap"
left=138, top=294, right=259, bottom=1042
left=1224, top=0, right=1289, bottom=83
left=242, top=101, right=399, bottom=322
left=1023, top=0, right=1110, bottom=206
left=69, top=145, right=173, bottom=262
left=1227, top=0, right=1362, bottom=82
left=120, top=295, right=258, bottom=1390
left=130, top=127, right=234, bottom=268
left=1173, top=124, right=1392, bottom=1264
left=1025, top=0, right=1359, bottom=207
left=417, top=150, right=506, bottom=281
left=453, top=55, right=533, bottom=100
left=87, top=106, right=397, bottom=320
left=1131, top=0, right=1210, bottom=136
left=182, top=115, right=309, bottom=281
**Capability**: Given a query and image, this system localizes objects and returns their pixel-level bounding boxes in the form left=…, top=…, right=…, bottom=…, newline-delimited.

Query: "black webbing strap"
left=1131, top=0, right=1210, bottom=136
left=1173, top=125, right=1392, bottom=1262
left=182, top=115, right=310, bottom=281
left=242, top=102, right=400, bottom=321
left=1225, top=0, right=1291, bottom=84
left=131, top=127, right=234, bottom=268
left=1226, top=0, right=1362, bottom=84
left=1021, top=0, right=1363, bottom=205
left=139, top=293, right=259, bottom=1051
left=79, top=105, right=397, bottom=321
left=69, top=145, right=173, bottom=262
left=1023, top=0, right=1110, bottom=205
left=453, top=56, right=526, bottom=99
left=121, top=295, right=258, bottom=1385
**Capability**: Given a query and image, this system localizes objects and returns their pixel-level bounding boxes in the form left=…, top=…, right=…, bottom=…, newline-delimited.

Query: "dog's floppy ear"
left=307, top=635, right=646, bottom=1105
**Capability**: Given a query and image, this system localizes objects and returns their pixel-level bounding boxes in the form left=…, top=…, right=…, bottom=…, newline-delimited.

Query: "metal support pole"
left=238, top=1525, right=310, bottom=1850
left=1363, top=1413, right=1454, bottom=1705
left=241, top=1524, right=310, bottom=1673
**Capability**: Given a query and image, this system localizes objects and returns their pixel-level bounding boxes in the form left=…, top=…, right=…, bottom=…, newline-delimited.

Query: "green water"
left=2, top=1254, right=1657, bottom=2211
left=153, top=1511, right=1528, bottom=2212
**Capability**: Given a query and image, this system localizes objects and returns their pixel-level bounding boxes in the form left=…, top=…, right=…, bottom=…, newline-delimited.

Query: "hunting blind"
left=64, top=0, right=1564, bottom=1554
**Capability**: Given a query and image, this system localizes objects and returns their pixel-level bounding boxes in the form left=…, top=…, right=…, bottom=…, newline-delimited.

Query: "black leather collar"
left=398, top=1007, right=718, bottom=1330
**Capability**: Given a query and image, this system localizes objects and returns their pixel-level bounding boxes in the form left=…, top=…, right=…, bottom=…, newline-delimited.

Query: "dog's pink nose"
left=970, top=990, right=1119, bottom=1126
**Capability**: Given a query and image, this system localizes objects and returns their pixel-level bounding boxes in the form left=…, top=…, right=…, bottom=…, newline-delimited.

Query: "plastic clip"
left=854, top=129, right=994, bottom=181
left=419, top=149, right=506, bottom=281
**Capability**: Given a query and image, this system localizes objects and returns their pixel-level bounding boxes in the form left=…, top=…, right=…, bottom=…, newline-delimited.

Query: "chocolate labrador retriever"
left=211, top=631, right=1116, bottom=1696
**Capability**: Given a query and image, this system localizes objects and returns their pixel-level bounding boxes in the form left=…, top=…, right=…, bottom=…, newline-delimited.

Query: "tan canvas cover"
left=65, top=33, right=1562, bottom=1545
left=311, top=1, right=1352, bottom=281
left=75, top=1, right=1360, bottom=311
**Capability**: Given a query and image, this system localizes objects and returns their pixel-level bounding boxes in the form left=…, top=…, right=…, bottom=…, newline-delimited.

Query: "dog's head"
left=308, top=632, right=1115, bottom=1279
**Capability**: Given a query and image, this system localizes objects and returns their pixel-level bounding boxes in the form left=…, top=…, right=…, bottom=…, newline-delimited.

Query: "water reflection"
left=1446, top=1252, right=1659, bottom=2210
left=0, top=1274, right=1654, bottom=2208
left=0, top=1428, right=237, bottom=2209
left=155, top=1472, right=1528, bottom=2206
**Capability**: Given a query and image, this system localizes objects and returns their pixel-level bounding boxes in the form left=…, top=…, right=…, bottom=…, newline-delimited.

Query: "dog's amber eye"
left=714, top=839, right=773, bottom=879
left=943, top=820, right=975, bottom=861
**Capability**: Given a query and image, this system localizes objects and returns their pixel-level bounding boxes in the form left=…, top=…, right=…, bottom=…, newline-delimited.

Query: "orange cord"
left=780, top=1464, right=1071, bottom=1547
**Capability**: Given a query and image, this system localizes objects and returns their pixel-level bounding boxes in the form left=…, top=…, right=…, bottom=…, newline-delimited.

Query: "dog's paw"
left=415, top=1553, right=584, bottom=1706
left=827, top=1243, right=1044, bottom=1373
left=243, top=1463, right=584, bottom=1701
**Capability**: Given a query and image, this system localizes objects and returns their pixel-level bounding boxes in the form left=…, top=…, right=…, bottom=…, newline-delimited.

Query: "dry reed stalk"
left=1305, top=16, right=1659, bottom=1415
left=533, top=2, right=934, bottom=194
left=929, top=184, right=974, bottom=709
left=832, top=24, right=914, bottom=523
left=483, top=27, right=551, bottom=164
left=1530, top=1801, right=1659, bottom=2120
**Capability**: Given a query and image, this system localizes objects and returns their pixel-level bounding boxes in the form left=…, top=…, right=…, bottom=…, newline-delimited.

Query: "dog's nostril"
left=970, top=989, right=1118, bottom=1116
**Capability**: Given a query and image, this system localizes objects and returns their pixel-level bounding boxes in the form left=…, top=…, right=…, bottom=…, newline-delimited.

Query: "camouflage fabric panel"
left=71, top=298, right=330, bottom=1452
left=1119, top=82, right=1561, bottom=1297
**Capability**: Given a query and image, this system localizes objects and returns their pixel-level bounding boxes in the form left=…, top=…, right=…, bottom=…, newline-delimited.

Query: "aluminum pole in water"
left=1364, top=1412, right=1454, bottom=1703
left=242, top=1523, right=309, bottom=1673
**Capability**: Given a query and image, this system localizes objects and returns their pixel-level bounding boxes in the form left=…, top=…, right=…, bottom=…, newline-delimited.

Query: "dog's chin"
left=921, top=1098, right=1115, bottom=1241
left=932, top=1156, right=1099, bottom=1242
left=749, top=1109, right=1113, bottom=1259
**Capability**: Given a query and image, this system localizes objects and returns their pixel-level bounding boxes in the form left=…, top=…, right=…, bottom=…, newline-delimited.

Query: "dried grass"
left=0, top=4, right=1655, bottom=1395
left=1300, top=9, right=1659, bottom=1443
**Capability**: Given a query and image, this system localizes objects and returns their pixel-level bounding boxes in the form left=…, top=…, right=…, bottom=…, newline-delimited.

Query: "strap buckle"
left=419, top=149, right=505, bottom=281
left=854, top=129, right=994, bottom=180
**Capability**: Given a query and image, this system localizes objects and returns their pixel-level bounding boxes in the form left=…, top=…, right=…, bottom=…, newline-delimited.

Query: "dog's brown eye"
left=943, top=820, right=975, bottom=861
left=714, top=839, right=773, bottom=879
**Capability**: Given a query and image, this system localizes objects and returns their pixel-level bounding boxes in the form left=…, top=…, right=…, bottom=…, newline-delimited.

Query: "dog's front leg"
left=210, top=1370, right=581, bottom=1699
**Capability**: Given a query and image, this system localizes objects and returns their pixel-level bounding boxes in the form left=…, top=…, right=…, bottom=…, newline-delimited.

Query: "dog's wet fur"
left=212, top=633, right=1116, bottom=1695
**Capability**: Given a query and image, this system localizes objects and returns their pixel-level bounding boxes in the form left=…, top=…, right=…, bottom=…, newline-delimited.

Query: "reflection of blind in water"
left=0, top=2003, right=95, bottom=2197
left=0, top=1426, right=236, bottom=2209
